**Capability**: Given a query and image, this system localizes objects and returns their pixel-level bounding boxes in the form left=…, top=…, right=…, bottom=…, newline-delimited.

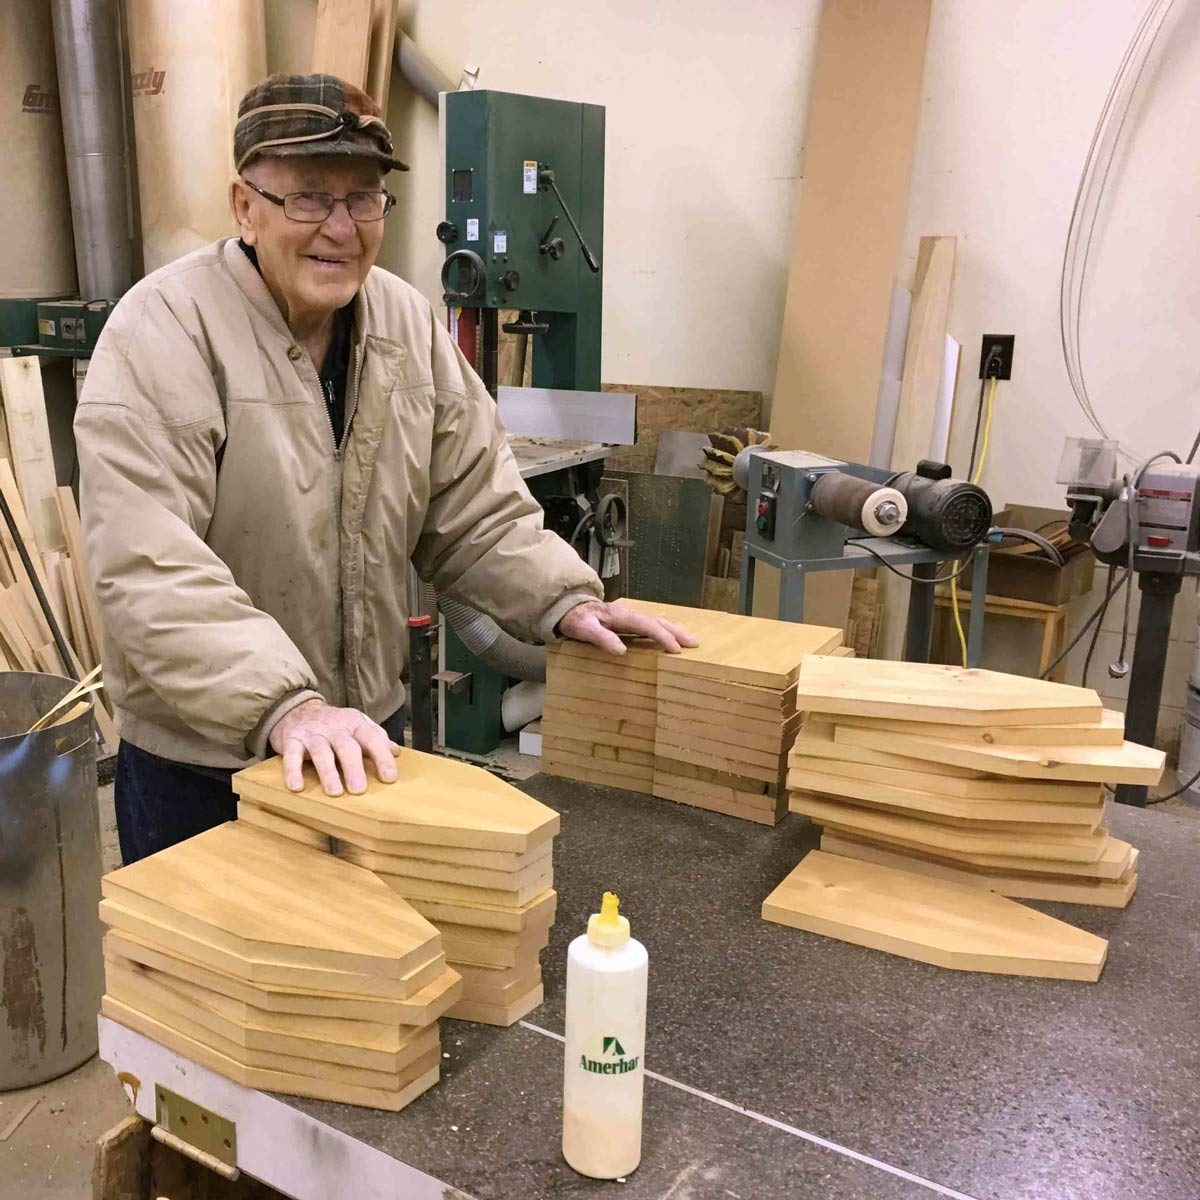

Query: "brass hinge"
left=154, top=1085, right=239, bottom=1179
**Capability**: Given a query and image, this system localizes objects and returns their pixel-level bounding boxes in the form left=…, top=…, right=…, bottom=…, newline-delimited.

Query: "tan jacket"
left=76, top=238, right=601, bottom=767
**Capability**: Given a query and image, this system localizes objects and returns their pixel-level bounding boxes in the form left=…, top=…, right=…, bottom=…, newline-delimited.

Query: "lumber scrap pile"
left=233, top=750, right=559, bottom=1027
left=542, top=599, right=844, bottom=824
left=99, top=821, right=460, bottom=1110
left=762, top=658, right=1164, bottom=982
left=0, top=357, right=116, bottom=748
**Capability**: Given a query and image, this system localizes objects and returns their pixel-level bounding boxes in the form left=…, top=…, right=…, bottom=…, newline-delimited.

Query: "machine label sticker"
left=38, top=319, right=56, bottom=338
left=22, top=84, right=59, bottom=115
left=466, top=218, right=479, bottom=242
left=523, top=160, right=538, bottom=194
left=130, top=68, right=167, bottom=97
left=493, top=230, right=508, bottom=254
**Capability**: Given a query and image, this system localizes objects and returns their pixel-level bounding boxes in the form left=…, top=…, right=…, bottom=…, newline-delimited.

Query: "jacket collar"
left=220, top=236, right=370, bottom=348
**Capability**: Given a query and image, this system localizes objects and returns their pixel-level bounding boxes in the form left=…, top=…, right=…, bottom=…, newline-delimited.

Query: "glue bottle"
left=562, top=892, right=648, bottom=1179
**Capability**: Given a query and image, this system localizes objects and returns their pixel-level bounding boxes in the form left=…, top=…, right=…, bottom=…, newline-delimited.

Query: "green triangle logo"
left=602, top=1036, right=626, bottom=1057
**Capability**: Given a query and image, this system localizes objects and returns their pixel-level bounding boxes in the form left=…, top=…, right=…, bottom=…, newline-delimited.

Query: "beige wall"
left=898, top=0, right=1200, bottom=747
left=266, top=0, right=821, bottom=396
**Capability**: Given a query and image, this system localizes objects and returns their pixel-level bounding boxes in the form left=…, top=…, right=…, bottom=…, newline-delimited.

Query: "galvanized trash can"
left=0, top=671, right=104, bottom=1090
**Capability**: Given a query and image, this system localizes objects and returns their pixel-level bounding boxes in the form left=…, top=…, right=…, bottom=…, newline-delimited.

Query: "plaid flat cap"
left=234, top=73, right=409, bottom=174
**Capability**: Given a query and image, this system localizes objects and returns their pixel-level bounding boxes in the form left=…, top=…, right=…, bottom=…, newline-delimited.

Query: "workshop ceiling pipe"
left=49, top=0, right=132, bottom=299
left=394, top=31, right=454, bottom=108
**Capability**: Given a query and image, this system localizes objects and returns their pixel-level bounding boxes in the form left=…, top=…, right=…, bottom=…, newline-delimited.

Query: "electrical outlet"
left=978, top=334, right=1015, bottom=380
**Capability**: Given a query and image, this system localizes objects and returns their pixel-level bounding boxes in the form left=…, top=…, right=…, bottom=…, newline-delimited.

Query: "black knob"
left=436, top=221, right=458, bottom=245
left=543, top=237, right=565, bottom=260
left=500, top=270, right=521, bottom=293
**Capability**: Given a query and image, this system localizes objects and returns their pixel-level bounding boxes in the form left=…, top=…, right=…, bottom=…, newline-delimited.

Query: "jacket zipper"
left=335, top=340, right=364, bottom=463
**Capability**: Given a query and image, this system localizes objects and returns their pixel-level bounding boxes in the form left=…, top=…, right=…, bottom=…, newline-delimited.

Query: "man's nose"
left=321, top=200, right=358, bottom=239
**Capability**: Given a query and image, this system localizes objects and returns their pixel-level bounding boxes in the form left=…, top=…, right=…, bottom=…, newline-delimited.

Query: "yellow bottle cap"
left=587, top=891, right=630, bottom=949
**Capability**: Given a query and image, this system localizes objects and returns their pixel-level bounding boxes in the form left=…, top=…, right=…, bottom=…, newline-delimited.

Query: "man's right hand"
left=268, top=699, right=400, bottom=796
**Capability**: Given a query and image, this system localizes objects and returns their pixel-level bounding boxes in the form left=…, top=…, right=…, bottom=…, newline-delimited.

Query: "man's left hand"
left=558, top=599, right=698, bottom=656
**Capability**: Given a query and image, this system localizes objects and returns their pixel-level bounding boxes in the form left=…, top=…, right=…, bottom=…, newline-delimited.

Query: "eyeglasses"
left=241, top=178, right=395, bottom=223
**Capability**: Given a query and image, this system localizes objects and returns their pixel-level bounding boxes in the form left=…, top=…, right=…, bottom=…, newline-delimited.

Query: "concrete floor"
left=6, top=770, right=1198, bottom=1200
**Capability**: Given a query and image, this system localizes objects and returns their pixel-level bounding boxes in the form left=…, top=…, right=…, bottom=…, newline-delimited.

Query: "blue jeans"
left=114, top=709, right=406, bottom=864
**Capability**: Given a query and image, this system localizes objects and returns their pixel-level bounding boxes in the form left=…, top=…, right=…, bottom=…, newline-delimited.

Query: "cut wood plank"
left=820, top=833, right=1138, bottom=909
left=544, top=676, right=658, bottom=709
left=793, top=657, right=1104, bottom=726
left=787, top=759, right=1104, bottom=828
left=406, top=888, right=557, bottom=935
left=834, top=724, right=1165, bottom=786
left=654, top=757, right=774, bottom=796
left=100, top=822, right=442, bottom=980
left=364, top=0, right=397, bottom=110
left=831, top=707, right=1125, bottom=748
left=538, top=723, right=657, bottom=755
left=542, top=735, right=654, bottom=766
left=656, top=682, right=797, bottom=718
left=375, top=867, right=552, bottom=909
left=546, top=654, right=658, bottom=686
left=761, top=851, right=1107, bottom=981
left=789, top=794, right=1107, bottom=863
left=457, top=965, right=542, bottom=1006
left=445, top=982, right=545, bottom=1027
left=652, top=777, right=783, bottom=826
left=793, top=720, right=1102, bottom=803
left=540, top=704, right=656, bottom=737
left=103, top=996, right=441, bottom=1111
left=439, top=921, right=551, bottom=969
left=233, top=751, right=560, bottom=852
left=654, top=737, right=783, bottom=783
left=55, top=487, right=105, bottom=664
left=656, top=622, right=843, bottom=690
left=656, top=712, right=795, bottom=755
left=815, top=819, right=1133, bottom=880
left=452, top=957, right=542, bottom=991
left=103, top=930, right=460, bottom=1025
left=0, top=595, right=36, bottom=669
left=0, top=357, right=64, bottom=552
left=540, top=755, right=654, bottom=795
left=657, top=697, right=804, bottom=737
left=57, top=553, right=95, bottom=671
left=105, top=957, right=439, bottom=1076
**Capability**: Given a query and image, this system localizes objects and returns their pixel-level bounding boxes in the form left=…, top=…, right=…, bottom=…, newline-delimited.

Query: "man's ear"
left=229, top=178, right=256, bottom=244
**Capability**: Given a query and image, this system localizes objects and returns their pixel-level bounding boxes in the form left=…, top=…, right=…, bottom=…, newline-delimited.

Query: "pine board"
left=835, top=725, right=1165, bottom=785
left=657, top=675, right=799, bottom=712
left=540, top=703, right=656, bottom=738
left=542, top=748, right=654, bottom=785
left=538, top=758, right=655, bottom=796
left=546, top=656, right=658, bottom=685
left=654, top=737, right=783, bottom=783
left=100, top=822, right=439, bottom=979
left=407, top=889, right=557, bottom=935
left=793, top=722, right=1102, bottom=803
left=537, top=720, right=656, bottom=754
left=657, top=712, right=794, bottom=755
left=793, top=658, right=1104, bottom=726
left=105, top=958, right=439, bottom=1076
left=102, top=997, right=441, bottom=1111
left=832, top=707, right=1125, bottom=748
left=0, top=358, right=64, bottom=552
left=761, top=851, right=1107, bottom=981
left=789, top=794, right=1107, bottom=863
left=376, top=867, right=552, bottom=909
left=440, top=922, right=551, bottom=969
left=653, top=758, right=775, bottom=796
left=655, top=685, right=798, bottom=721
left=657, top=695, right=803, bottom=737
left=652, top=778, right=783, bottom=826
left=458, top=965, right=542, bottom=1006
left=542, top=735, right=654, bottom=767
left=55, top=486, right=106, bottom=666
left=452, top=957, right=543, bottom=991
left=233, top=751, right=560, bottom=853
left=787, top=759, right=1104, bottom=829
left=102, top=931, right=459, bottom=1025
left=820, top=834, right=1138, bottom=909
left=544, top=676, right=658, bottom=709
left=795, top=719, right=984, bottom=778
left=445, top=983, right=545, bottom=1027
left=235, top=801, right=542, bottom=871
left=656, top=619, right=842, bottom=689
left=816, top=820, right=1133, bottom=881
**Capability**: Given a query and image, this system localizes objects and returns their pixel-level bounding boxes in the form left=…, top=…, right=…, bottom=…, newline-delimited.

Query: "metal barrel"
left=0, top=672, right=102, bottom=1090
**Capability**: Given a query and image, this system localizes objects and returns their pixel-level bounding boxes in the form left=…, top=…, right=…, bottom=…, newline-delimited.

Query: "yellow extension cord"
left=951, top=376, right=998, bottom=665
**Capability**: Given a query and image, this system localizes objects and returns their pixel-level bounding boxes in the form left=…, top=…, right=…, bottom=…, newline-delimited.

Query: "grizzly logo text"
left=131, top=68, right=166, bottom=97
left=22, top=84, right=58, bottom=114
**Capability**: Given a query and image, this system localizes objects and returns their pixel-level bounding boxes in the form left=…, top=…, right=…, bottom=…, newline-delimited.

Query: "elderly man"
left=77, top=75, right=693, bottom=864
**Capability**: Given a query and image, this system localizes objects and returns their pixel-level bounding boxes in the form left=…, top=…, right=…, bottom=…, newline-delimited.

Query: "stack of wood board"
left=99, top=821, right=461, bottom=1110
left=787, top=658, right=1162, bottom=909
left=541, top=598, right=844, bottom=824
left=233, top=750, right=559, bottom=1027
left=0, top=357, right=117, bottom=748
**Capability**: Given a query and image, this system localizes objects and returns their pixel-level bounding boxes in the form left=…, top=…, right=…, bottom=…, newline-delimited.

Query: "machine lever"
left=539, top=168, right=600, bottom=273
left=539, top=215, right=565, bottom=260
left=502, top=310, right=550, bottom=335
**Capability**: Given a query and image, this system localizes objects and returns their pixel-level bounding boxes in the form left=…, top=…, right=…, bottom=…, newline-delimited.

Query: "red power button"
left=1147, top=535, right=1171, bottom=548
left=757, top=501, right=770, bottom=516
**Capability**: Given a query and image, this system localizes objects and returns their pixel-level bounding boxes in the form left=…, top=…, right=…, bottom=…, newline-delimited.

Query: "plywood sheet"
left=787, top=758, right=1104, bottom=828
left=102, top=998, right=441, bottom=1111
left=789, top=794, right=1107, bottom=863
left=761, top=851, right=1106, bottom=981
left=101, top=822, right=440, bottom=979
left=793, top=658, right=1104, bottom=726
left=233, top=750, right=560, bottom=852
left=834, top=725, right=1165, bottom=785
left=832, top=707, right=1125, bottom=748
left=820, top=833, right=1138, bottom=909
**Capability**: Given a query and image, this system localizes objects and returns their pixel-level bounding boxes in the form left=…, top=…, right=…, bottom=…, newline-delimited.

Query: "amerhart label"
left=22, top=84, right=58, bottom=114
left=131, top=68, right=166, bottom=97
left=579, top=1035, right=639, bottom=1076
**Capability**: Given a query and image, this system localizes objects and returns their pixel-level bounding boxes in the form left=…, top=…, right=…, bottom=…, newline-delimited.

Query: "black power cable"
left=845, top=541, right=974, bottom=585
left=1040, top=569, right=1131, bottom=680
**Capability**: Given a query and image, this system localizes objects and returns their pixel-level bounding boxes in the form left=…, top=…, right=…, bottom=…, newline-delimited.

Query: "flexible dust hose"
left=417, top=581, right=547, bottom=682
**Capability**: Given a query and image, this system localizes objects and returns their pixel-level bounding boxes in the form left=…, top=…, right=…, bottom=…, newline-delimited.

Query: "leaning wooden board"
left=831, top=707, right=1127, bottom=748
left=792, top=657, right=1104, bottom=726
left=762, top=851, right=1107, bottom=981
